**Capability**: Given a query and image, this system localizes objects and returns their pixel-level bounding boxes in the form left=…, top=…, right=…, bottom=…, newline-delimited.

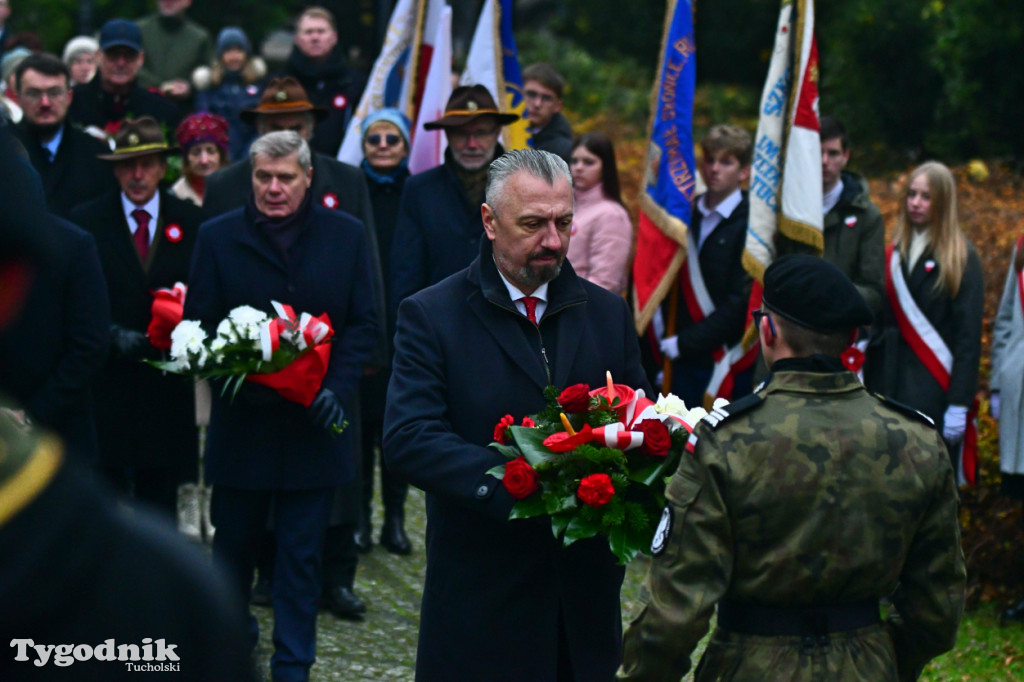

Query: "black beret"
left=762, top=254, right=872, bottom=333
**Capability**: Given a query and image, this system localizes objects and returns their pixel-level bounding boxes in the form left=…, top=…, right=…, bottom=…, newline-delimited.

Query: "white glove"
left=659, top=335, right=680, bottom=360
left=991, top=392, right=1001, bottom=421
left=942, top=404, right=968, bottom=443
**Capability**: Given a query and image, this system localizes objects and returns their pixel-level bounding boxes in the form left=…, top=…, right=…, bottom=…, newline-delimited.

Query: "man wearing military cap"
left=70, top=116, right=203, bottom=519
left=619, top=254, right=966, bottom=681
left=389, top=84, right=519, bottom=317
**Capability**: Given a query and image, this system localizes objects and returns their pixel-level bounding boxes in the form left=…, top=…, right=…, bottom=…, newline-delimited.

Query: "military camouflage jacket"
left=619, top=361, right=966, bottom=682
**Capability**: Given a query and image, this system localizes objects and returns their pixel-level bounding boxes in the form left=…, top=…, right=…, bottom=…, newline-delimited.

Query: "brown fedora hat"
left=423, top=85, right=519, bottom=130
left=97, top=117, right=178, bottom=161
left=240, top=76, right=329, bottom=124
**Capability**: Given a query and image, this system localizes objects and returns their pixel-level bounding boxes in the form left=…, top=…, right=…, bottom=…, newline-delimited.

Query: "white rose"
left=654, top=393, right=689, bottom=417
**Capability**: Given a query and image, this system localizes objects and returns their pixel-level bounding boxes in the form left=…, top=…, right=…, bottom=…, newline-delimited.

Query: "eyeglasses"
left=751, top=309, right=776, bottom=338
left=21, top=87, right=68, bottom=102
left=366, top=133, right=402, bottom=147
left=447, top=126, right=499, bottom=143
left=524, top=89, right=556, bottom=104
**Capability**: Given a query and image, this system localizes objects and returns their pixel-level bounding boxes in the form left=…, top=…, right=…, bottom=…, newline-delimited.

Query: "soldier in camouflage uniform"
left=619, top=254, right=965, bottom=682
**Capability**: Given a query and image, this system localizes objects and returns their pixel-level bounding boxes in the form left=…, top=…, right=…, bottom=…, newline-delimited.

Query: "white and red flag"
left=744, top=0, right=821, bottom=287
left=408, top=3, right=452, bottom=173
left=336, top=0, right=421, bottom=165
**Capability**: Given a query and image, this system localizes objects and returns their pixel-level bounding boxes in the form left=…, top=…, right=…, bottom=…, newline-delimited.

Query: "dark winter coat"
left=69, top=190, right=202, bottom=470
left=282, top=45, right=367, bottom=158
left=865, top=241, right=984, bottom=432
left=383, top=239, right=651, bottom=681
left=183, top=203, right=379, bottom=490
left=12, top=122, right=118, bottom=218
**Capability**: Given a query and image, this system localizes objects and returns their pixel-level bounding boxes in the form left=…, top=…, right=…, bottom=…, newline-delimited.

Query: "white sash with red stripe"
left=679, top=232, right=757, bottom=407
left=884, top=245, right=977, bottom=485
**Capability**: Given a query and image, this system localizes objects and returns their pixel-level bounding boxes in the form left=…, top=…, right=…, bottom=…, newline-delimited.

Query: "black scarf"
left=247, top=189, right=313, bottom=264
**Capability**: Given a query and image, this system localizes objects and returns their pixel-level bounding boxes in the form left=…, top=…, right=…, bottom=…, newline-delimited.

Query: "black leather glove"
left=110, top=325, right=159, bottom=361
left=309, top=388, right=345, bottom=431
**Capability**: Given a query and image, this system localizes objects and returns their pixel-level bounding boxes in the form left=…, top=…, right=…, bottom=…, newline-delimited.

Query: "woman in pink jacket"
left=567, top=132, right=633, bottom=295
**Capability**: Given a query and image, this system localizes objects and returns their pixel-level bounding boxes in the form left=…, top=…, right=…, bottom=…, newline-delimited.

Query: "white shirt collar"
left=121, top=191, right=161, bottom=239
left=496, top=266, right=550, bottom=323
left=697, top=187, right=743, bottom=220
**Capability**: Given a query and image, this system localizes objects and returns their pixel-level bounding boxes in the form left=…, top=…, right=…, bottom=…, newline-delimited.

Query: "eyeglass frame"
left=20, top=87, right=69, bottom=102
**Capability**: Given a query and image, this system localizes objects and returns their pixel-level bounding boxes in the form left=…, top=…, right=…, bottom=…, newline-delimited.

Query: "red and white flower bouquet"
left=152, top=301, right=338, bottom=416
left=488, top=373, right=725, bottom=564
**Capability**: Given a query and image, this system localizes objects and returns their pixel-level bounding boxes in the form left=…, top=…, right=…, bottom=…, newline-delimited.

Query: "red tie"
left=131, top=208, right=150, bottom=262
left=521, top=296, right=539, bottom=325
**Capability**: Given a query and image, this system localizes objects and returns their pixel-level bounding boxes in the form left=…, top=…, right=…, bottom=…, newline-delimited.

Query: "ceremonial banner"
left=460, top=0, right=529, bottom=151
left=337, top=0, right=420, bottom=164
left=408, top=5, right=452, bottom=173
left=631, top=0, right=697, bottom=336
left=743, top=0, right=821, bottom=285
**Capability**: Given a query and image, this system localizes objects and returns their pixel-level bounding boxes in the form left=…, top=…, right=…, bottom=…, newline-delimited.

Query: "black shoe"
left=250, top=575, right=272, bottom=607
left=1002, top=597, right=1024, bottom=624
left=322, top=586, right=367, bottom=619
left=380, top=514, right=412, bottom=555
left=354, top=515, right=372, bottom=553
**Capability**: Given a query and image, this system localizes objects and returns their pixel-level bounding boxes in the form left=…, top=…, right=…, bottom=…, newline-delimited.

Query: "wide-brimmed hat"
left=423, top=85, right=518, bottom=130
left=240, top=77, right=328, bottom=124
left=97, top=117, right=178, bottom=161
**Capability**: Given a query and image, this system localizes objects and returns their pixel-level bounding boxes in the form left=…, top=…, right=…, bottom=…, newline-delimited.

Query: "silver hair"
left=255, top=112, right=316, bottom=137
left=485, top=148, right=572, bottom=215
left=249, top=131, right=312, bottom=172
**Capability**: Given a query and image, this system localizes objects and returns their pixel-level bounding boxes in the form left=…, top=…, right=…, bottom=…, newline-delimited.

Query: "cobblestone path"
left=253, top=487, right=686, bottom=681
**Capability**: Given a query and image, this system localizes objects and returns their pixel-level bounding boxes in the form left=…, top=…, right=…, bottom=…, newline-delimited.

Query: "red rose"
left=493, top=414, right=515, bottom=444
left=577, top=473, right=615, bottom=507
left=637, top=419, right=671, bottom=457
left=503, top=456, right=539, bottom=499
left=558, top=384, right=592, bottom=412
left=521, top=416, right=535, bottom=428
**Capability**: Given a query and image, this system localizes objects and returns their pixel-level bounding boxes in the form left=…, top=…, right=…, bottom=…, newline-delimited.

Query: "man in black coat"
left=184, top=131, right=378, bottom=682
left=13, top=53, right=117, bottom=218
left=0, top=113, right=254, bottom=682
left=67, top=19, right=180, bottom=138
left=282, top=6, right=366, bottom=158
left=384, top=149, right=650, bottom=681
left=203, top=74, right=383, bottom=619
left=0, top=212, right=109, bottom=462
left=389, top=84, right=518, bottom=318
left=69, top=117, right=202, bottom=518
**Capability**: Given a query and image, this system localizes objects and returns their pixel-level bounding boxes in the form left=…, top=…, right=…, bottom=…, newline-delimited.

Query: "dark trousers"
left=212, top=485, right=333, bottom=682
left=360, top=414, right=408, bottom=519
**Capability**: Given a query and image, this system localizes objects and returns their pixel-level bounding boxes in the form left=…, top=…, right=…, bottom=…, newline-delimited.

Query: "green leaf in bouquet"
left=146, top=358, right=186, bottom=373
left=550, top=509, right=573, bottom=539
left=485, top=463, right=506, bottom=479
left=509, top=493, right=548, bottom=519
left=508, top=425, right=558, bottom=467
left=486, top=442, right=525, bottom=462
left=544, top=491, right=578, bottom=516
left=608, top=525, right=639, bottom=565
left=563, top=513, right=601, bottom=546
left=627, top=456, right=677, bottom=488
